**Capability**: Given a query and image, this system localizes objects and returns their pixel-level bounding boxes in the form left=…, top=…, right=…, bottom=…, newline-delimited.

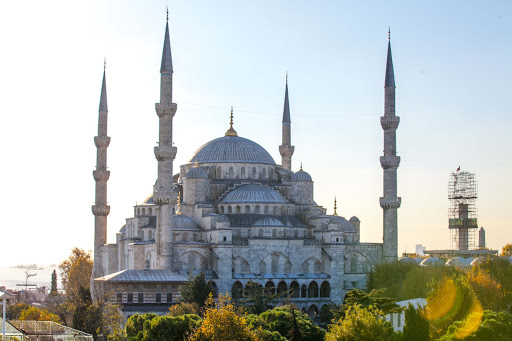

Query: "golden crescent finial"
left=225, top=106, right=238, bottom=136
left=176, top=191, right=182, bottom=215
left=194, top=159, right=199, bottom=168
left=300, top=162, right=303, bottom=171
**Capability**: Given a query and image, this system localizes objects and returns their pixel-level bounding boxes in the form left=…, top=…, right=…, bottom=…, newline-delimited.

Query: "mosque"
left=92, top=16, right=401, bottom=316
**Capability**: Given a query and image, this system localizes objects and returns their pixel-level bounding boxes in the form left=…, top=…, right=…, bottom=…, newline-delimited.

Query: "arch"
left=314, top=261, right=322, bottom=273
left=344, top=252, right=371, bottom=274
left=265, top=281, right=275, bottom=295
left=234, top=257, right=250, bottom=274
left=294, top=230, right=298, bottom=238
left=255, top=205, right=260, bottom=213
left=142, top=208, right=146, bottom=215
left=229, top=166, right=234, bottom=178
left=308, top=305, right=318, bottom=319
left=245, top=205, right=251, bottom=213
left=301, top=284, right=307, bottom=298
left=137, top=208, right=140, bottom=216
left=302, top=261, right=309, bottom=273
left=320, top=281, right=331, bottom=297
left=228, top=206, right=233, bottom=214
left=271, top=254, right=279, bottom=273
left=281, top=206, right=285, bottom=215
left=272, top=229, right=277, bottom=238
left=208, top=166, right=216, bottom=179
left=272, top=206, right=277, bottom=214
left=277, top=281, right=287, bottom=295
left=183, top=232, right=189, bottom=242
left=262, top=168, right=266, bottom=179
left=308, top=281, right=319, bottom=298
left=148, top=207, right=152, bottom=215
left=258, top=229, right=263, bottom=237
left=220, top=206, right=225, bottom=214
left=232, top=281, right=244, bottom=299
left=259, top=261, right=266, bottom=274
left=252, top=167, right=257, bottom=179
left=236, top=205, right=241, bottom=214
left=148, top=230, right=153, bottom=240
left=209, top=281, right=218, bottom=297
left=284, top=261, right=292, bottom=273
left=178, top=251, right=209, bottom=272
left=290, top=281, right=300, bottom=298
left=264, top=205, right=269, bottom=214
left=241, top=167, right=246, bottom=178
left=216, top=166, right=222, bottom=179
left=270, top=168, right=274, bottom=180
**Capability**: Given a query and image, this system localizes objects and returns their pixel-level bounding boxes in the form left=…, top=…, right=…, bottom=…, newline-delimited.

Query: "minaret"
left=153, top=12, right=177, bottom=270
left=380, top=30, right=401, bottom=262
left=92, top=63, right=110, bottom=278
left=279, top=73, right=294, bottom=171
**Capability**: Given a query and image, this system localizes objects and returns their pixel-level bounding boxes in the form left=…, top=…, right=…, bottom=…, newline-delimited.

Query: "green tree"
left=50, top=269, right=58, bottom=295
left=470, top=256, right=512, bottom=307
left=437, top=310, right=512, bottom=341
left=501, top=243, right=512, bottom=257
left=338, top=289, right=400, bottom=316
left=168, top=302, right=200, bottom=316
left=368, top=261, right=417, bottom=300
left=402, top=304, right=429, bottom=341
left=241, top=281, right=281, bottom=314
left=141, top=314, right=201, bottom=341
left=325, top=304, right=395, bottom=341
left=6, top=303, right=31, bottom=320
left=126, top=313, right=158, bottom=340
left=180, top=273, right=215, bottom=309
left=72, top=286, right=100, bottom=336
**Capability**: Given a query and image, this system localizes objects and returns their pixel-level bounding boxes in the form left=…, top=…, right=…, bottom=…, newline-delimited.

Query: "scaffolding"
left=8, top=321, right=93, bottom=341
left=448, top=171, right=478, bottom=251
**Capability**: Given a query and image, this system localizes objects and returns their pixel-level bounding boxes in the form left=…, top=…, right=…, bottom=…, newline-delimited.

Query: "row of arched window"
left=232, top=256, right=324, bottom=274
left=204, top=165, right=276, bottom=180
left=219, top=204, right=294, bottom=215
left=233, top=228, right=304, bottom=239
left=135, top=207, right=153, bottom=216
left=231, top=280, right=331, bottom=298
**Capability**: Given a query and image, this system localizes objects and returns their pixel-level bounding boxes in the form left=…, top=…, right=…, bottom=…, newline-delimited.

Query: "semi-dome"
left=221, top=184, right=287, bottom=204
left=253, top=217, right=285, bottom=227
left=349, top=216, right=360, bottom=222
left=217, top=215, right=230, bottom=222
left=446, top=257, right=464, bottom=267
left=185, top=166, right=208, bottom=179
left=329, top=216, right=356, bottom=232
left=420, top=257, right=443, bottom=266
left=398, top=257, right=416, bottom=264
left=470, top=257, right=486, bottom=267
left=291, top=169, right=312, bottom=182
left=143, top=195, right=155, bottom=205
left=189, top=136, right=275, bottom=165
left=171, top=215, right=200, bottom=230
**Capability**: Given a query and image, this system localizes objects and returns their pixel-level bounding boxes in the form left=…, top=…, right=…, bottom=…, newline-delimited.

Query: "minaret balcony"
left=279, top=144, right=295, bottom=157
left=94, top=136, right=111, bottom=148
left=380, top=116, right=400, bottom=131
left=380, top=155, right=400, bottom=169
left=379, top=197, right=401, bottom=209
left=92, top=204, right=110, bottom=216
left=153, top=185, right=174, bottom=205
left=155, top=103, right=177, bottom=117
left=93, top=170, right=110, bottom=182
left=154, top=146, right=177, bottom=161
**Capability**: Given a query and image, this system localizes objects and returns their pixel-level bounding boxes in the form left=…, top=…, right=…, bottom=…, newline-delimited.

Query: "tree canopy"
left=179, top=273, right=216, bottom=309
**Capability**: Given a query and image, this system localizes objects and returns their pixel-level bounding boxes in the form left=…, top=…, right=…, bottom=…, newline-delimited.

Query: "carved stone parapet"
left=303, top=239, right=323, bottom=246
left=92, top=204, right=110, bottom=216
left=380, top=116, right=400, bottom=131
left=94, top=136, right=111, bottom=148
left=279, top=145, right=295, bottom=157
left=154, top=146, right=177, bottom=161
left=380, top=155, right=401, bottom=169
left=155, top=103, right=177, bottom=117
left=379, top=197, right=402, bottom=209
left=93, top=169, right=110, bottom=182
left=153, top=185, right=173, bottom=205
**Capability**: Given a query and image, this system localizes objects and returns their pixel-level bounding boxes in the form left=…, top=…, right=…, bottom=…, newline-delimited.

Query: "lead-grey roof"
left=160, top=21, right=173, bottom=73
left=282, top=82, right=290, bottom=123
left=385, top=41, right=395, bottom=87
left=221, top=184, right=286, bottom=204
left=143, top=195, right=155, bottom=205
left=99, top=69, right=108, bottom=111
left=291, top=170, right=312, bottom=182
left=226, top=214, right=310, bottom=228
left=171, top=215, right=200, bottom=230
left=329, top=216, right=356, bottom=232
left=94, top=270, right=188, bottom=283
left=253, top=217, right=285, bottom=227
left=186, top=167, right=208, bottom=179
left=189, top=136, right=275, bottom=165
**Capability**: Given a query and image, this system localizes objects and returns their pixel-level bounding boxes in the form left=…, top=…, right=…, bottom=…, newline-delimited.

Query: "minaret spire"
left=333, top=196, right=338, bottom=216
left=380, top=32, right=401, bottom=262
left=154, top=14, right=178, bottom=270
left=279, top=73, right=294, bottom=170
left=92, top=66, right=111, bottom=278
left=225, top=107, right=238, bottom=136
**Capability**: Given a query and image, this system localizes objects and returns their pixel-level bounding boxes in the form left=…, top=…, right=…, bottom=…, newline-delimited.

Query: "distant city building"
left=93, top=16, right=401, bottom=316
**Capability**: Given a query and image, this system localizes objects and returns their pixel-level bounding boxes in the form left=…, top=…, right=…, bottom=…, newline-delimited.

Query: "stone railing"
left=233, top=238, right=249, bottom=246
left=303, top=239, right=322, bottom=246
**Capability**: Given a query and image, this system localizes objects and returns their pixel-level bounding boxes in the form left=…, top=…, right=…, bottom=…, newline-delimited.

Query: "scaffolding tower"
left=448, top=170, right=478, bottom=250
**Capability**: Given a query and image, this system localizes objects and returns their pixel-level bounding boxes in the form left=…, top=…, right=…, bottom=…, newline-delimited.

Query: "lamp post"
left=0, top=291, right=9, bottom=338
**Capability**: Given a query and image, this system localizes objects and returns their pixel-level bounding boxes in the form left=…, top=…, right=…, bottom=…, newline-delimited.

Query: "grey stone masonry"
left=154, top=19, right=177, bottom=270
left=380, top=39, right=401, bottom=263
left=93, top=69, right=110, bottom=278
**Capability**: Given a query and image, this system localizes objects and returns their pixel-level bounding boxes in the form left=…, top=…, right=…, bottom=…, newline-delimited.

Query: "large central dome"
left=189, top=136, right=275, bottom=165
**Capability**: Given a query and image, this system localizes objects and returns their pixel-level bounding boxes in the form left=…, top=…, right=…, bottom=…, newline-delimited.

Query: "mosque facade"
left=93, top=18, right=400, bottom=315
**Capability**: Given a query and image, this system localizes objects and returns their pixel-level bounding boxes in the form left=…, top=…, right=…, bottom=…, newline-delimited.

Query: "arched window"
left=148, top=230, right=153, bottom=240
left=241, top=167, right=245, bottom=178
left=271, top=254, right=279, bottom=273
left=302, top=261, right=309, bottom=273
left=236, top=205, right=241, bottom=214
left=277, top=281, right=287, bottom=294
left=187, top=253, right=196, bottom=270
left=259, top=261, right=266, bottom=274
left=220, top=206, right=225, bottom=214
left=216, top=166, right=222, bottom=179
left=264, top=206, right=269, bottom=214
left=245, top=205, right=251, bottom=213
left=252, top=167, right=257, bottom=179
left=294, top=230, right=298, bottom=238
left=232, top=281, right=244, bottom=299
left=228, top=206, right=232, bottom=214
left=142, top=208, right=146, bottom=215
left=309, top=281, right=319, bottom=298
left=265, top=281, right=275, bottom=295
left=258, top=229, right=263, bottom=237
left=229, top=167, right=234, bottom=178
left=241, top=261, right=249, bottom=274
left=272, top=230, right=277, bottom=238
left=320, top=281, right=331, bottom=297
left=148, top=207, right=152, bottom=215
left=270, top=168, right=274, bottom=180
left=137, top=208, right=140, bottom=216
left=290, top=281, right=300, bottom=298
left=301, top=284, right=307, bottom=298
left=314, top=261, right=322, bottom=273
left=273, top=206, right=277, bottom=214
left=255, top=205, right=260, bottom=213
left=281, top=206, right=285, bottom=215
left=350, top=255, right=358, bottom=273
left=183, top=233, right=189, bottom=242
left=262, top=168, right=266, bottom=179
left=208, top=166, right=216, bottom=179
left=284, top=261, right=292, bottom=273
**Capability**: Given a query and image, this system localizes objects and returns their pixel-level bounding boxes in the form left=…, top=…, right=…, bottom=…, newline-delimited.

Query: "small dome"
left=446, top=257, right=465, bottom=267
left=143, top=195, right=155, bottom=205
left=398, top=257, right=416, bottom=264
left=470, top=257, right=486, bottom=267
left=329, top=216, right=356, bottom=232
left=413, top=257, right=423, bottom=264
left=349, top=216, right=360, bottom=222
left=189, top=135, right=275, bottom=165
left=186, top=167, right=208, bottom=179
left=291, top=170, right=312, bottom=182
left=171, top=215, right=200, bottom=230
left=253, top=217, right=284, bottom=227
left=463, top=257, right=475, bottom=266
left=222, top=184, right=287, bottom=204
left=119, top=224, right=126, bottom=233
left=420, top=257, right=443, bottom=266
left=217, top=215, right=230, bottom=222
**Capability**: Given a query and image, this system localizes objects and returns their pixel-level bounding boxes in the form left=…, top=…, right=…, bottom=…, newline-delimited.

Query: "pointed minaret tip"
left=225, top=106, right=238, bottom=136
left=160, top=11, right=173, bottom=73
left=99, top=65, right=108, bottom=112
left=385, top=28, right=395, bottom=88
left=333, top=196, right=338, bottom=216
left=282, top=73, right=291, bottom=123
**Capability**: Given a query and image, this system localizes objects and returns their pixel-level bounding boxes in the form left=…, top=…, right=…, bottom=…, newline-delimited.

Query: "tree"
left=168, top=302, right=200, bottom=316
left=367, top=261, right=417, bottom=300
left=51, top=269, right=58, bottom=295
left=467, top=271, right=503, bottom=311
left=59, top=248, right=93, bottom=303
left=6, top=303, right=31, bottom=320
left=126, top=313, right=158, bottom=340
left=241, top=281, right=280, bottom=314
left=72, top=286, right=100, bottom=336
left=501, top=243, right=512, bottom=257
left=188, top=293, right=261, bottom=341
left=337, top=289, right=400, bottom=317
left=140, top=314, right=201, bottom=341
left=19, top=306, right=60, bottom=323
left=403, top=303, right=429, bottom=341
left=470, top=256, right=512, bottom=308
left=437, top=310, right=512, bottom=341
left=179, top=273, right=215, bottom=309
left=325, top=304, right=395, bottom=341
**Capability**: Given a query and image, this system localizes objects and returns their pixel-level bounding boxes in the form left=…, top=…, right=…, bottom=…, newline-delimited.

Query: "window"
left=258, top=229, right=263, bottom=237
left=241, top=167, right=245, bottom=177
left=166, top=293, right=173, bottom=303
left=245, top=205, right=251, bottom=213
left=229, top=167, right=234, bottom=178
left=156, top=293, right=161, bottom=303
left=236, top=205, right=241, bottom=214
left=117, top=293, right=122, bottom=303
left=127, top=293, right=133, bottom=303
left=252, top=167, right=257, bottom=179
left=272, top=230, right=277, bottom=237
left=228, top=206, right=232, bottom=213
left=216, top=166, right=222, bottom=179
left=255, top=205, right=260, bottom=213
left=223, top=236, right=227, bottom=242
left=148, top=230, right=153, bottom=240
left=138, top=292, right=144, bottom=303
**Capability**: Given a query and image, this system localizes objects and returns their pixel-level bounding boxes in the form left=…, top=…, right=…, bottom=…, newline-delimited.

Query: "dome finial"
left=176, top=191, right=182, bottom=215
left=225, top=106, right=238, bottom=136
left=194, top=158, right=199, bottom=167
left=333, top=196, right=338, bottom=216
left=300, top=162, right=303, bottom=171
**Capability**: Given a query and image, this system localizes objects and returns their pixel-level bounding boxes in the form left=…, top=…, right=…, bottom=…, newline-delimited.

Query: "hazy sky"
left=0, top=0, right=510, bottom=267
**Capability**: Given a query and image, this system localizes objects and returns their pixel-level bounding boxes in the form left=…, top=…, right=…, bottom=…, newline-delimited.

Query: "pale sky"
left=0, top=0, right=510, bottom=267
